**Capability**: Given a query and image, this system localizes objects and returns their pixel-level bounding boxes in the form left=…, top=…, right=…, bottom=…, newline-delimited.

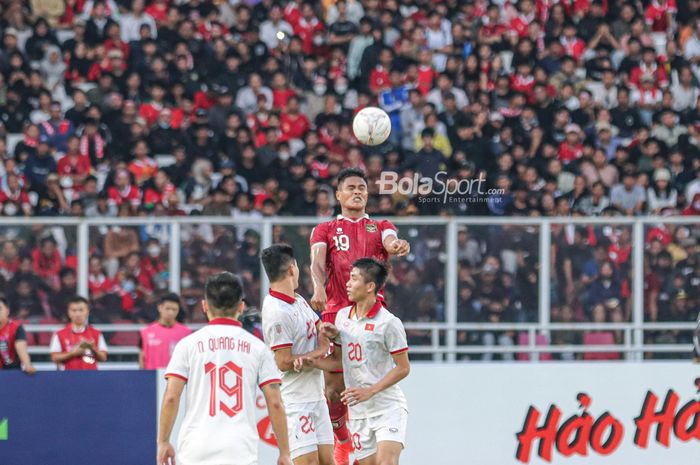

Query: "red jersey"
left=49, top=324, right=108, bottom=370
left=558, top=142, right=584, bottom=164
left=0, top=320, right=25, bottom=368
left=645, top=0, right=676, bottom=32
left=310, top=214, right=397, bottom=314
left=57, top=154, right=91, bottom=178
left=32, top=248, right=62, bottom=281
left=417, top=65, right=436, bottom=95
left=280, top=112, right=311, bottom=139
left=108, top=185, right=141, bottom=208
left=293, top=17, right=324, bottom=54
left=128, top=158, right=158, bottom=184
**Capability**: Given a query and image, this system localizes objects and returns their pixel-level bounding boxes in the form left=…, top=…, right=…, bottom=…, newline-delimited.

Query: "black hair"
left=160, top=292, right=181, bottom=307
left=261, top=244, right=295, bottom=283
left=205, top=272, right=244, bottom=315
left=68, top=295, right=90, bottom=307
left=59, top=267, right=75, bottom=279
left=336, top=167, right=367, bottom=188
left=352, top=258, right=389, bottom=293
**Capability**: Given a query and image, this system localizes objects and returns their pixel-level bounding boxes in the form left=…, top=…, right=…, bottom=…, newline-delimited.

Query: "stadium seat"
left=108, top=320, right=141, bottom=346
left=582, top=332, right=621, bottom=360
left=516, top=333, right=552, bottom=361
left=36, top=317, right=59, bottom=346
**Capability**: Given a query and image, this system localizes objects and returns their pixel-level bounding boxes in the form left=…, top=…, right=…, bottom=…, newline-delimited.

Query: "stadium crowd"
left=0, top=0, right=698, bottom=359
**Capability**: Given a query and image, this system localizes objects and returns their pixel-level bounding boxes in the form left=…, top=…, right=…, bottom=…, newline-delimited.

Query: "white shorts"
left=287, top=400, right=334, bottom=459
left=348, top=408, right=408, bottom=461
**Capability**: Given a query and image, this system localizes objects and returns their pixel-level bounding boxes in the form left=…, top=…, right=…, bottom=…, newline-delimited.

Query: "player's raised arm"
left=380, top=220, right=410, bottom=256
left=310, top=240, right=328, bottom=312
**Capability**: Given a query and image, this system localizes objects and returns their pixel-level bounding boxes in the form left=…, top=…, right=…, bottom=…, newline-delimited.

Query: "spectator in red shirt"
left=128, top=140, right=158, bottom=186
left=645, top=0, right=676, bottom=33
left=630, top=47, right=669, bottom=89
left=32, top=236, right=63, bottom=288
left=49, top=296, right=108, bottom=370
left=108, top=169, right=142, bottom=210
left=280, top=96, right=311, bottom=140
left=270, top=72, right=297, bottom=109
left=0, top=297, right=36, bottom=374
left=145, top=0, right=169, bottom=24
left=559, top=124, right=584, bottom=165
left=0, top=173, right=32, bottom=217
left=143, top=169, right=176, bottom=209
left=57, top=135, right=92, bottom=190
left=560, top=22, right=586, bottom=62
left=369, top=48, right=393, bottom=95
left=510, top=0, right=536, bottom=39
left=139, top=81, right=168, bottom=127
left=479, top=4, right=507, bottom=46
left=293, top=2, right=324, bottom=54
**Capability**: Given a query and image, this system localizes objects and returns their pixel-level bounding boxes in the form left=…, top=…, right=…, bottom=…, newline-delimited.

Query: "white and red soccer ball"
left=352, top=107, right=391, bottom=146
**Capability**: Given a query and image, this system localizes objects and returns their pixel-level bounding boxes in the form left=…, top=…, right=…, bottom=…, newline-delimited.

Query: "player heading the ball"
left=309, top=167, right=410, bottom=465
left=158, top=272, right=292, bottom=465
left=261, top=243, right=335, bottom=465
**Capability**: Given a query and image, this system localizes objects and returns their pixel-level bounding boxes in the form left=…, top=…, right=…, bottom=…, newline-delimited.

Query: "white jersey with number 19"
left=165, top=318, right=282, bottom=465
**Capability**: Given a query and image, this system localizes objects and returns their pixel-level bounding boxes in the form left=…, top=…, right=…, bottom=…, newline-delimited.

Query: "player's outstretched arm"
left=310, top=243, right=328, bottom=312
left=341, top=351, right=410, bottom=406
left=383, top=235, right=410, bottom=257
left=157, top=376, right=186, bottom=465
left=262, top=382, right=293, bottom=465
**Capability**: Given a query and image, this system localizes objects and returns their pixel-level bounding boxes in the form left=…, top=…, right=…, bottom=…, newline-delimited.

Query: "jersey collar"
left=350, top=299, right=382, bottom=320
left=269, top=289, right=296, bottom=304
left=208, top=318, right=242, bottom=327
left=337, top=213, right=369, bottom=223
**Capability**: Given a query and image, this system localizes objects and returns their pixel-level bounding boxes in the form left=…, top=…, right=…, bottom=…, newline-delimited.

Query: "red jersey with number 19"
left=310, top=214, right=397, bottom=315
left=164, top=318, right=281, bottom=465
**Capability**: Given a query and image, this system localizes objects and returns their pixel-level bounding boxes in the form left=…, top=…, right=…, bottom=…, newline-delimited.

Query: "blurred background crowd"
left=0, top=0, right=697, bottom=359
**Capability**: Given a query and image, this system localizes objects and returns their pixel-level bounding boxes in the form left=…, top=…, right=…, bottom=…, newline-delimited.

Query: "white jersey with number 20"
left=165, top=318, right=282, bottom=465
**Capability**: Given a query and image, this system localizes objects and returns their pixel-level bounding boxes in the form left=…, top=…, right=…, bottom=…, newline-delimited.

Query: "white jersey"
left=261, top=290, right=324, bottom=405
left=165, top=318, right=282, bottom=465
left=335, top=301, right=409, bottom=419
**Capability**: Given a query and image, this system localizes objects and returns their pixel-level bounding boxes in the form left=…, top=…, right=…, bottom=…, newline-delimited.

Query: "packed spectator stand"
left=0, top=0, right=698, bottom=362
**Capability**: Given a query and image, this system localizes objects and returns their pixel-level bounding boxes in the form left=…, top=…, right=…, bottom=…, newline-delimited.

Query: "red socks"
left=328, top=400, right=350, bottom=442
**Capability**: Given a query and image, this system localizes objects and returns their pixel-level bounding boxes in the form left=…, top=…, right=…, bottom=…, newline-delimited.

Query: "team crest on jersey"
left=365, top=224, right=377, bottom=233
left=365, top=323, right=375, bottom=331
left=336, top=227, right=343, bottom=234
left=274, top=324, right=283, bottom=334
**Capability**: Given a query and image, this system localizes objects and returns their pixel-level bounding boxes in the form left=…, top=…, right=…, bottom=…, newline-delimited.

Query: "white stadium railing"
left=4, top=216, right=698, bottom=365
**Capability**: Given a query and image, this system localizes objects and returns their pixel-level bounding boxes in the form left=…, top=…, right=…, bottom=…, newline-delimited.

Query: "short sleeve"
left=379, top=219, right=398, bottom=242
left=384, top=317, right=408, bottom=355
left=310, top=222, right=329, bottom=247
left=263, top=309, right=295, bottom=351
left=97, top=333, right=108, bottom=352
left=258, top=346, right=282, bottom=388
left=15, top=325, right=26, bottom=341
left=164, top=339, right=189, bottom=382
left=49, top=333, right=62, bottom=353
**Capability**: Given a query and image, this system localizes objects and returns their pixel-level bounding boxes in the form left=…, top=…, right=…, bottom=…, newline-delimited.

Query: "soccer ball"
left=353, top=107, right=391, bottom=146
